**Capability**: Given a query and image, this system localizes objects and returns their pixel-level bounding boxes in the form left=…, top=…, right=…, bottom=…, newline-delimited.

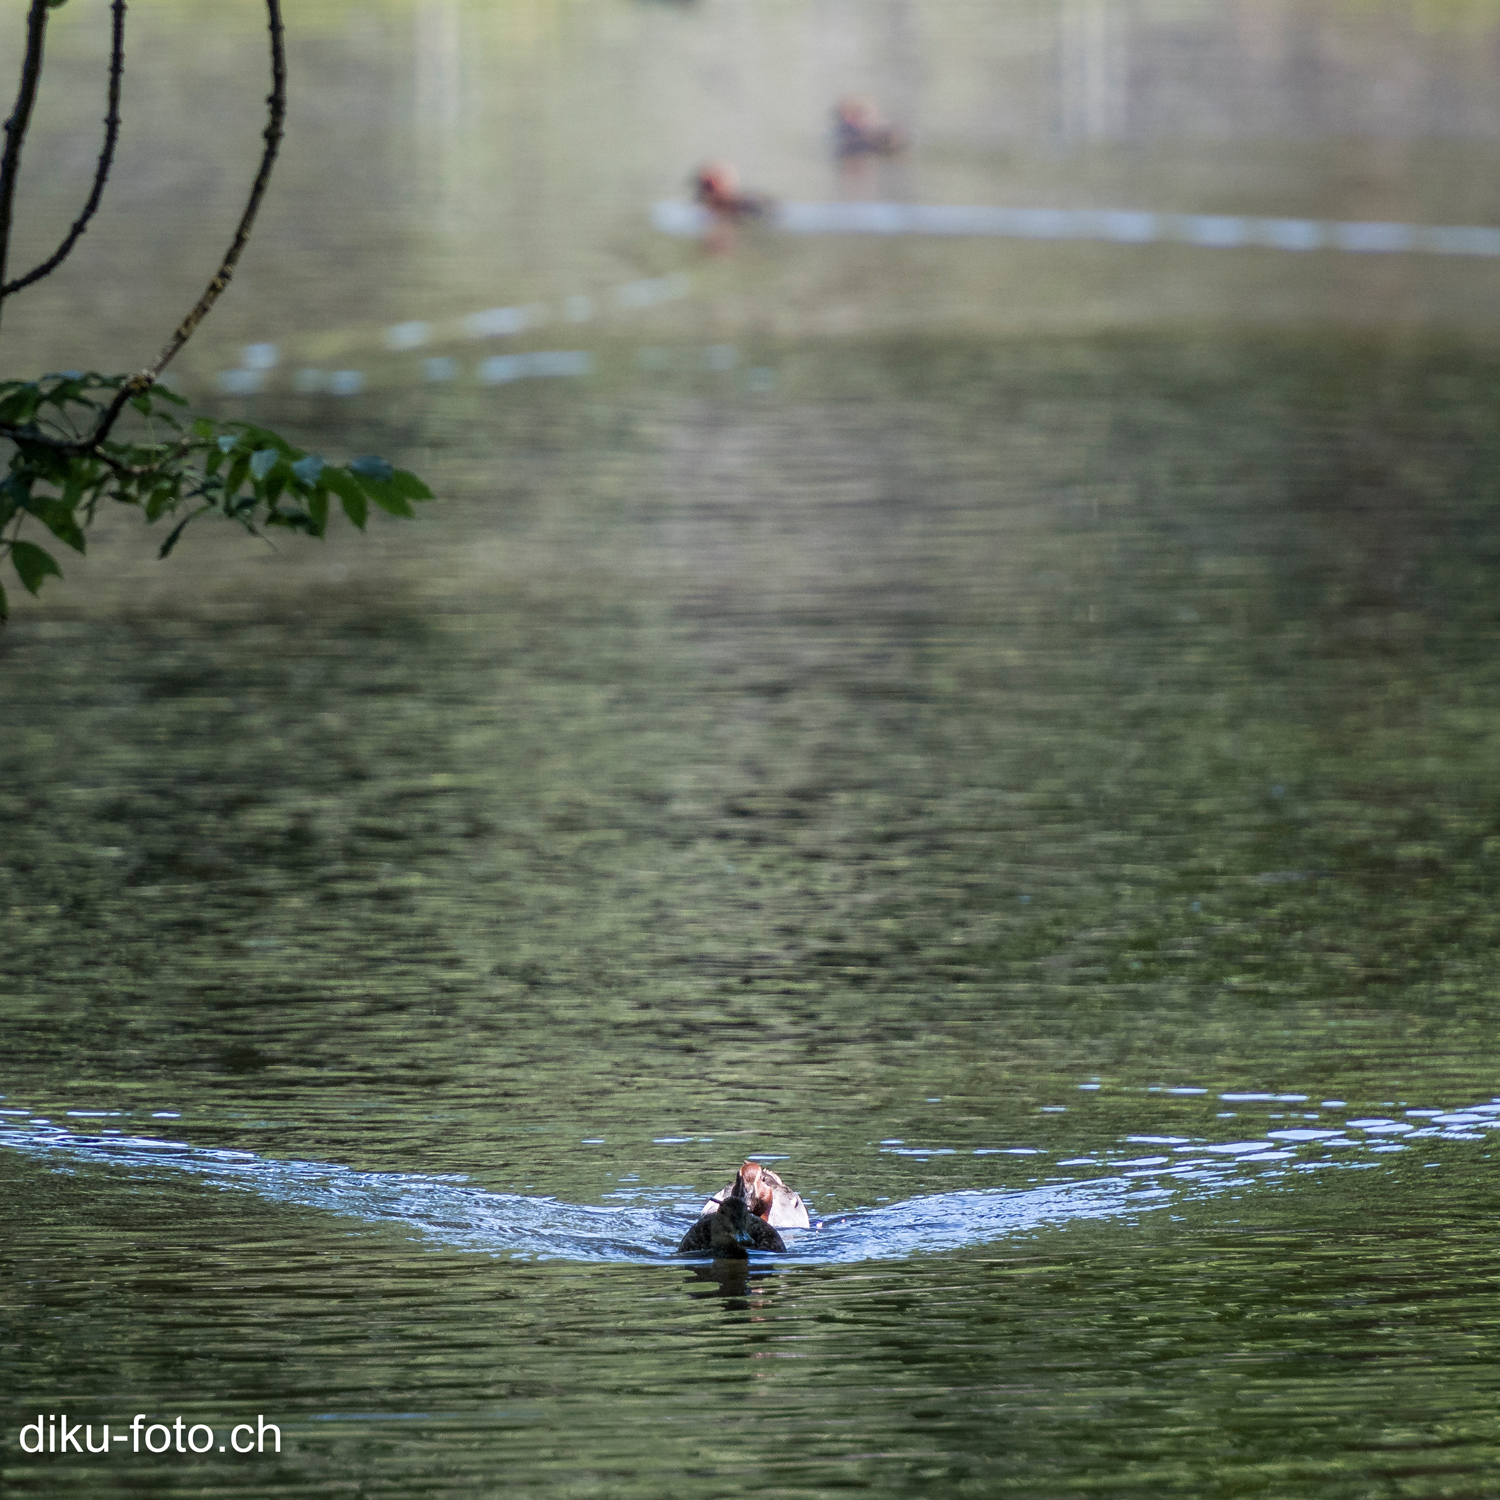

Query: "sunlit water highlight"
left=6, top=1094, right=1497, bottom=1266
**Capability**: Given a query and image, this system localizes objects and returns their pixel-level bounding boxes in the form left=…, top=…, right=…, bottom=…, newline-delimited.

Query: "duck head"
left=708, top=1195, right=756, bottom=1258
left=728, top=1160, right=775, bottom=1217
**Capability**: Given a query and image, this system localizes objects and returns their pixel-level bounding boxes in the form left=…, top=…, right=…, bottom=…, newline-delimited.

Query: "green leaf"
left=18, top=441, right=70, bottom=484
left=355, top=476, right=415, bottom=518
left=158, top=508, right=203, bottom=559
left=225, top=454, right=251, bottom=496
left=318, top=466, right=367, bottom=529
left=0, top=385, right=41, bottom=424
left=145, top=485, right=177, bottom=521
left=0, top=475, right=28, bottom=525
left=0, top=372, right=435, bottom=624
left=348, top=457, right=421, bottom=518
left=36, top=500, right=86, bottom=553
left=39, top=377, right=87, bottom=410
left=390, top=468, right=435, bottom=501
left=11, top=540, right=62, bottom=595
left=348, top=454, right=394, bottom=483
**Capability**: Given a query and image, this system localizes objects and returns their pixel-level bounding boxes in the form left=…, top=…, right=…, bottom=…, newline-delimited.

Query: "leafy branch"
left=0, top=373, right=432, bottom=621
left=0, top=0, right=434, bottom=621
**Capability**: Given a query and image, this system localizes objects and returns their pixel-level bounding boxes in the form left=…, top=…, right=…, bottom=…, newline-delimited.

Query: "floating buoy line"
left=205, top=200, right=1500, bottom=400
left=208, top=270, right=696, bottom=398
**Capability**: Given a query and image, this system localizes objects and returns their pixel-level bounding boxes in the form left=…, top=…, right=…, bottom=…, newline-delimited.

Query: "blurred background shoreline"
left=12, top=0, right=1500, bottom=391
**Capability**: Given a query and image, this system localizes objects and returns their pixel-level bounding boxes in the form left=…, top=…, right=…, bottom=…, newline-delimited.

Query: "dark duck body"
left=677, top=1195, right=787, bottom=1258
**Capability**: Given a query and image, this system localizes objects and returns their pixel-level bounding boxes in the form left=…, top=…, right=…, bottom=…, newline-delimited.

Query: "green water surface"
left=6, top=0, right=1500, bottom=1492
left=4, top=333, right=1500, bottom=1496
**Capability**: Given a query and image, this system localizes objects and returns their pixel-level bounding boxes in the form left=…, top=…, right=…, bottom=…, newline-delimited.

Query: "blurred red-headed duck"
left=834, top=96, right=904, bottom=158
left=692, top=161, right=770, bottom=219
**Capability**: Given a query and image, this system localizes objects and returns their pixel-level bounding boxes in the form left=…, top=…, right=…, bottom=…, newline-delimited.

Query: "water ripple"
left=5, top=1097, right=1498, bottom=1265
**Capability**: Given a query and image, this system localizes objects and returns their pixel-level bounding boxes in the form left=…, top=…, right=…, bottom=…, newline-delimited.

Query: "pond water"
left=5, top=2, right=1500, bottom=1497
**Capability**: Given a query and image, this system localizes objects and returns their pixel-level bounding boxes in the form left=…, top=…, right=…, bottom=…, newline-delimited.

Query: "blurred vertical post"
left=414, top=0, right=466, bottom=237
left=1058, top=0, right=1127, bottom=145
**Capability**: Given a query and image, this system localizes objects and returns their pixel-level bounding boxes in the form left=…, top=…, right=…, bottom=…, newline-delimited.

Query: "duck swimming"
left=676, top=1160, right=808, bottom=1255
left=701, top=1159, right=810, bottom=1227
left=694, top=1194, right=786, bottom=1258
left=692, top=161, right=770, bottom=219
left=833, top=96, right=904, bottom=158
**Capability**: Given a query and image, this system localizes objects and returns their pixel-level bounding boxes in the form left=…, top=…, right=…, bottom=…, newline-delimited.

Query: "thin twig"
left=95, top=0, right=286, bottom=442
left=150, top=0, right=284, bottom=376
left=0, top=0, right=53, bottom=336
left=2, top=0, right=127, bottom=298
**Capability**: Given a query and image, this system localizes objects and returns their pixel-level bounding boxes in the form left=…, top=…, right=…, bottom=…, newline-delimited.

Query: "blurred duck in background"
left=692, top=161, right=772, bottom=253
left=833, top=96, right=904, bottom=158
left=693, top=160, right=771, bottom=218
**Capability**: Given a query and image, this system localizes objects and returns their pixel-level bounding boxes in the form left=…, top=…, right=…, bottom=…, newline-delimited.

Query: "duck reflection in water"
left=683, top=1250, right=780, bottom=1305
left=677, top=1160, right=809, bottom=1256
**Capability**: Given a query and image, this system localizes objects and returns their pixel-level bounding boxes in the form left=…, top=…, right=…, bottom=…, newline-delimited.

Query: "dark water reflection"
left=6, top=0, right=1500, bottom=1495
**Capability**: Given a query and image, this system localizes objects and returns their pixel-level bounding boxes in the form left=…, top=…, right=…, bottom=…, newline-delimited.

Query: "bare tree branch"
left=2, top=0, right=127, bottom=299
left=0, top=0, right=53, bottom=336
left=95, top=0, right=286, bottom=442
